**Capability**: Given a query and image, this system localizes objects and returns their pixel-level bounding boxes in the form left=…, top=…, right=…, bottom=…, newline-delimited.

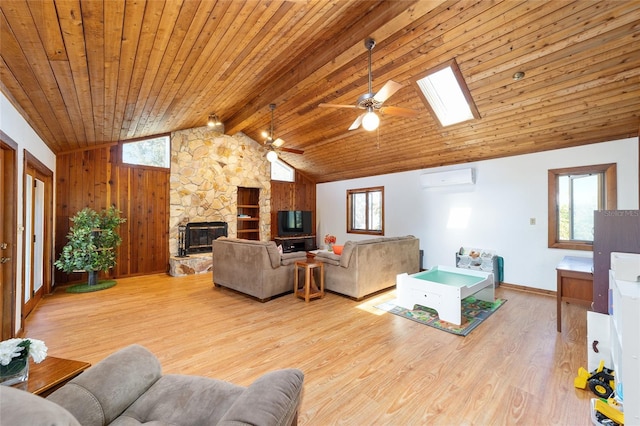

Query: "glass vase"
left=0, top=355, right=29, bottom=386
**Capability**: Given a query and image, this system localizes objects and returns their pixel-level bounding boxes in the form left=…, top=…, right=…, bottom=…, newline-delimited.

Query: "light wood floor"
left=24, top=273, right=592, bottom=425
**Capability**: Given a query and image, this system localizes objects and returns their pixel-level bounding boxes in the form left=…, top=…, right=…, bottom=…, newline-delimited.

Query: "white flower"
left=28, top=339, right=48, bottom=363
left=0, top=338, right=48, bottom=366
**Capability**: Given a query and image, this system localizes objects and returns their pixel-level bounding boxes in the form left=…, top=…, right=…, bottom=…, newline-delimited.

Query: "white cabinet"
left=609, top=269, right=640, bottom=425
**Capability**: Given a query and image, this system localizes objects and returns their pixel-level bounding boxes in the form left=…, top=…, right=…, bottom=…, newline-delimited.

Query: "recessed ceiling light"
left=512, top=71, right=525, bottom=81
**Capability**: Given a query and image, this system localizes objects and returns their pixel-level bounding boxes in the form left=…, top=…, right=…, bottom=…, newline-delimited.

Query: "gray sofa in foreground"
left=213, top=237, right=307, bottom=301
left=0, top=344, right=304, bottom=426
left=315, top=236, right=420, bottom=300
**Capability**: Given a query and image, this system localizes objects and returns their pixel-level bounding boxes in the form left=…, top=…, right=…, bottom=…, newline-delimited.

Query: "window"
left=548, top=163, right=617, bottom=250
left=347, top=186, right=384, bottom=235
left=413, top=59, right=480, bottom=127
left=121, top=135, right=170, bottom=169
left=270, top=158, right=295, bottom=182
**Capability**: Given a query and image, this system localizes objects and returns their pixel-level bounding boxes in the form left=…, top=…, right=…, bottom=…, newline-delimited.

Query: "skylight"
left=414, top=60, right=479, bottom=127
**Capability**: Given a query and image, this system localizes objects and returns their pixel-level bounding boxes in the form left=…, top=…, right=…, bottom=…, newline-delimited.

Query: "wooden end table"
left=556, top=255, right=593, bottom=332
left=17, top=356, right=91, bottom=397
left=294, top=260, right=324, bottom=303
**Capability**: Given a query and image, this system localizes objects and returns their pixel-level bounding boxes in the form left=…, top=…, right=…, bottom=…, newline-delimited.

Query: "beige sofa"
left=0, top=344, right=304, bottom=426
left=212, top=237, right=307, bottom=301
left=314, top=236, right=420, bottom=300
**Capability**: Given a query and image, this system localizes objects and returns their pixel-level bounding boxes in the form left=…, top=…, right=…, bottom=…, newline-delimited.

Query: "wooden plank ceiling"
left=1, top=0, right=639, bottom=183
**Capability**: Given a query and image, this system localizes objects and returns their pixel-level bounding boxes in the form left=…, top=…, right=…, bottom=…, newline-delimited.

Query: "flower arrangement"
left=0, top=338, right=47, bottom=385
left=324, top=234, right=336, bottom=251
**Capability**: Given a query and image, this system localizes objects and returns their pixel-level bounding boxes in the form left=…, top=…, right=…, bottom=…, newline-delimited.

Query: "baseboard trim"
left=499, top=282, right=555, bottom=297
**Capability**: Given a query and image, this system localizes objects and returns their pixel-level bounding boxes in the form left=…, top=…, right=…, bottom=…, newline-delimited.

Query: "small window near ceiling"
left=347, top=186, right=384, bottom=235
left=413, top=59, right=479, bottom=127
left=121, top=135, right=170, bottom=169
left=271, top=158, right=295, bottom=182
left=548, top=163, right=617, bottom=250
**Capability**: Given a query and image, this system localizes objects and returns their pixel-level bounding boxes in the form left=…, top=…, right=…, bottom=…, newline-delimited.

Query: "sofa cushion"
left=0, top=385, right=81, bottom=426
left=219, top=369, right=304, bottom=426
left=47, top=344, right=162, bottom=426
left=280, top=251, right=307, bottom=265
left=113, top=374, right=245, bottom=425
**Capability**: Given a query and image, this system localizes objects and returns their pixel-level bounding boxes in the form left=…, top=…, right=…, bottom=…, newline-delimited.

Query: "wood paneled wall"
left=270, top=170, right=316, bottom=238
left=55, top=146, right=169, bottom=284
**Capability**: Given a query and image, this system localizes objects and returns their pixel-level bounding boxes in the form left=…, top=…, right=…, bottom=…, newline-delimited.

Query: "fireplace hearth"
left=183, top=221, right=227, bottom=255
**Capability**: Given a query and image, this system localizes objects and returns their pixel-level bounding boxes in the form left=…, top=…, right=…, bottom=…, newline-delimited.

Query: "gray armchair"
left=0, top=344, right=304, bottom=426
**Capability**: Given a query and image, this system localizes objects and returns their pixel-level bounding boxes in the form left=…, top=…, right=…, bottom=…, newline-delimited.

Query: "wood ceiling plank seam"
left=1, top=2, right=79, bottom=147
left=30, top=0, right=68, bottom=62
left=480, top=64, right=640, bottom=118
left=466, top=2, right=640, bottom=83
left=54, top=0, right=97, bottom=145
left=432, top=99, right=640, bottom=143
left=210, top=0, right=356, bottom=133
left=80, top=0, right=106, bottom=143
left=476, top=52, right=640, bottom=112
left=125, top=0, right=195, bottom=138
left=218, top=1, right=379, bottom=140
left=175, top=0, right=346, bottom=135
left=119, top=0, right=166, bottom=141
left=135, top=0, right=229, bottom=136
left=103, top=0, right=125, bottom=147
left=469, top=28, right=640, bottom=101
left=0, top=58, right=62, bottom=152
left=110, top=0, right=145, bottom=142
left=223, top=0, right=421, bottom=134
left=159, top=0, right=296, bottom=133
left=49, top=60, right=87, bottom=149
left=453, top=1, right=594, bottom=77
left=143, top=1, right=252, bottom=132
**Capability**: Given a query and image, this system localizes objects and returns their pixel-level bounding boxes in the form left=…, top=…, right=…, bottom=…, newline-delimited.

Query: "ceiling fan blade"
left=280, top=147, right=304, bottom=155
left=349, top=114, right=364, bottom=130
left=318, top=103, right=358, bottom=109
left=373, top=80, right=403, bottom=103
left=272, top=138, right=285, bottom=148
left=379, top=106, right=419, bottom=117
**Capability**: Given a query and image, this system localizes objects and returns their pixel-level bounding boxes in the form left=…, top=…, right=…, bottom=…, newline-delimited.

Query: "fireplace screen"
left=185, top=222, right=227, bottom=254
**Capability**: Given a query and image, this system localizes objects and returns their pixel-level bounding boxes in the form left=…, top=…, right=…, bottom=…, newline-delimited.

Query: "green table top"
left=412, top=269, right=484, bottom=288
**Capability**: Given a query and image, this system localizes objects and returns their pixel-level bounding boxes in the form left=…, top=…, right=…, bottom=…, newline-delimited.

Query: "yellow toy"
left=574, top=360, right=615, bottom=399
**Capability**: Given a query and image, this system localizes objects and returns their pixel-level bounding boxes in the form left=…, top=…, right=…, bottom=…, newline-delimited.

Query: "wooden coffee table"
left=21, top=356, right=91, bottom=397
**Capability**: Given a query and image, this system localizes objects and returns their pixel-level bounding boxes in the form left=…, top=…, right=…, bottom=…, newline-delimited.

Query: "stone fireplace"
left=167, top=126, right=271, bottom=275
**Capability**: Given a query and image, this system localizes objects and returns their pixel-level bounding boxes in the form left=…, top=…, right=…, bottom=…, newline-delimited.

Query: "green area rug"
left=375, top=297, right=506, bottom=336
left=66, top=280, right=117, bottom=293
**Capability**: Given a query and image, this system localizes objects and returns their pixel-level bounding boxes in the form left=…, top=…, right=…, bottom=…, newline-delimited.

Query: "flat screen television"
left=277, top=210, right=312, bottom=237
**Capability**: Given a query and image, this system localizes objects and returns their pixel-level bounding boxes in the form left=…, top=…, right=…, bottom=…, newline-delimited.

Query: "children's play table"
left=396, top=265, right=495, bottom=325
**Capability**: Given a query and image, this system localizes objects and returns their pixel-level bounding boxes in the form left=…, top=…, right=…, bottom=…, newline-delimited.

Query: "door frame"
left=1, top=132, right=18, bottom=339
left=22, top=150, right=53, bottom=320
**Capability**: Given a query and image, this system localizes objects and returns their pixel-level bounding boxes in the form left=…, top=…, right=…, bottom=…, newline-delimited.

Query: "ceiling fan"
left=262, top=103, right=304, bottom=162
left=319, top=38, right=418, bottom=131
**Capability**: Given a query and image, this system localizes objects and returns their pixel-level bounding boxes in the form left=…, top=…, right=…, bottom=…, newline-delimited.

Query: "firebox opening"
left=185, top=221, right=227, bottom=254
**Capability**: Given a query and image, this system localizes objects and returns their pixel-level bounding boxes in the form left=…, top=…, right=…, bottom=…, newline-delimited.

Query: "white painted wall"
left=0, top=91, right=56, bottom=333
left=317, top=137, right=639, bottom=292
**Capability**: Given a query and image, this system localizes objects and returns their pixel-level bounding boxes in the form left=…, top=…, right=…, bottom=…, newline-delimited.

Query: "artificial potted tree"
left=55, top=206, right=126, bottom=292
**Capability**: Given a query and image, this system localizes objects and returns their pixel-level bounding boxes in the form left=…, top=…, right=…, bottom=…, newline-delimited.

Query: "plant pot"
left=88, top=270, right=99, bottom=286
left=0, top=354, right=29, bottom=387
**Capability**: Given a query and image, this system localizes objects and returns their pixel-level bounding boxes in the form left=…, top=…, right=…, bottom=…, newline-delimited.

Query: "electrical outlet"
left=530, top=218, right=536, bottom=225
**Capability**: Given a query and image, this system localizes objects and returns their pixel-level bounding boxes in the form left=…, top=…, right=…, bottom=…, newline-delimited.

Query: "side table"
left=294, top=260, right=324, bottom=303
left=556, top=255, right=593, bottom=332
left=24, top=356, right=91, bottom=397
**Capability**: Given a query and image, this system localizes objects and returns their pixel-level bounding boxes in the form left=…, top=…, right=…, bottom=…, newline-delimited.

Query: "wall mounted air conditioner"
left=420, top=168, right=475, bottom=188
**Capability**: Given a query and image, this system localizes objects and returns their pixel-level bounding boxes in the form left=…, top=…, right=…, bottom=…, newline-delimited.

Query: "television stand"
left=274, top=235, right=316, bottom=253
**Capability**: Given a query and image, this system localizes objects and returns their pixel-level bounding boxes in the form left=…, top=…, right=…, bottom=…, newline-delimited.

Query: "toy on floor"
left=574, top=360, right=615, bottom=399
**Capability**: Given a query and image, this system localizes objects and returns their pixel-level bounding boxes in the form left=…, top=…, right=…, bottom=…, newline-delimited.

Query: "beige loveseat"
left=212, top=237, right=307, bottom=301
left=314, top=236, right=420, bottom=300
left=0, top=344, right=304, bottom=426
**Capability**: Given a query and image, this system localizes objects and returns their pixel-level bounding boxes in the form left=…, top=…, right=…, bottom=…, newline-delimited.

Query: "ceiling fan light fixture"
left=362, top=110, right=380, bottom=131
left=266, top=150, right=278, bottom=163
